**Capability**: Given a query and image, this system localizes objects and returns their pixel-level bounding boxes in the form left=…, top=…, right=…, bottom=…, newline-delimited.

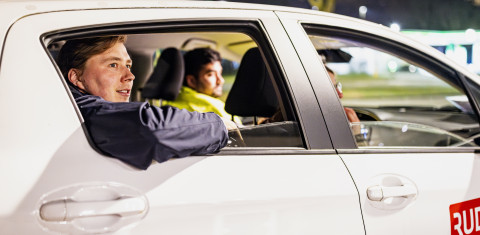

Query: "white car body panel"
left=278, top=10, right=480, bottom=235
left=341, top=153, right=480, bottom=235
left=0, top=5, right=364, bottom=234
left=138, top=155, right=363, bottom=235
left=0, top=5, right=280, bottom=216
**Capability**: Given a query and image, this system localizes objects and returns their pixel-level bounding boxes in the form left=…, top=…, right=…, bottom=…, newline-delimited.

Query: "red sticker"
left=450, top=198, right=480, bottom=235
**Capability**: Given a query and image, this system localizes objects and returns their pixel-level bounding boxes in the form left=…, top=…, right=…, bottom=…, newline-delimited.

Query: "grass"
left=219, top=72, right=461, bottom=104
left=343, top=86, right=459, bottom=98
left=337, top=73, right=460, bottom=99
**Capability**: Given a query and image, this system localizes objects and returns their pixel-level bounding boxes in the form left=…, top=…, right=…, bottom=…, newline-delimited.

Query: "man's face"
left=193, top=61, right=224, bottom=98
left=328, top=70, right=343, bottom=99
left=71, top=42, right=134, bottom=102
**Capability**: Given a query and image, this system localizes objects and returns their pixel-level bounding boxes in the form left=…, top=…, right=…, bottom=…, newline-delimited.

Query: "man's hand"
left=220, top=117, right=238, bottom=131
left=345, top=107, right=362, bottom=138
left=344, top=107, right=360, bottom=123
left=220, top=117, right=246, bottom=147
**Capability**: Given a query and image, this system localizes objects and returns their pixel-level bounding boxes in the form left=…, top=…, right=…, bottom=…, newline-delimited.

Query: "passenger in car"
left=56, top=36, right=236, bottom=170
left=162, top=48, right=242, bottom=124
left=325, top=65, right=360, bottom=123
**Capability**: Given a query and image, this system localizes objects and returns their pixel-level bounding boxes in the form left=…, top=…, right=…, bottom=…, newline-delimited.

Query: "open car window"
left=48, top=24, right=305, bottom=150
left=305, top=32, right=480, bottom=148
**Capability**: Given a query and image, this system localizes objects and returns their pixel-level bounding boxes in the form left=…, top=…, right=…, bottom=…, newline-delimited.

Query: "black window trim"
left=337, top=147, right=478, bottom=154
left=219, top=148, right=336, bottom=155
left=41, top=19, right=319, bottom=152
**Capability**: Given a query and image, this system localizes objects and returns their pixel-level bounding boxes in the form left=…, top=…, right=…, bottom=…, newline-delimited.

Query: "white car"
left=1, top=1, right=480, bottom=234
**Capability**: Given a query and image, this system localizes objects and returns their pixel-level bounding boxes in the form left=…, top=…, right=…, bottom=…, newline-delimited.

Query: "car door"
left=0, top=5, right=364, bottom=234
left=278, top=10, right=480, bottom=235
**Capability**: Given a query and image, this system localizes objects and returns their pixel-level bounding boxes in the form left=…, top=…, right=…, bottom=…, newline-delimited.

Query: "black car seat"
left=141, top=47, right=184, bottom=102
left=225, top=47, right=278, bottom=121
left=225, top=47, right=302, bottom=147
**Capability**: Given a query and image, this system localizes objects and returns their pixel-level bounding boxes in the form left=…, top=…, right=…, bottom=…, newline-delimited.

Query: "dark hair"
left=325, top=65, right=335, bottom=74
left=183, top=47, right=221, bottom=85
left=56, top=35, right=127, bottom=79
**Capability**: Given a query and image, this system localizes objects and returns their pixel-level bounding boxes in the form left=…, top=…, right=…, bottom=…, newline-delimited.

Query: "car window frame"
left=300, top=23, right=480, bottom=153
left=43, top=19, right=333, bottom=154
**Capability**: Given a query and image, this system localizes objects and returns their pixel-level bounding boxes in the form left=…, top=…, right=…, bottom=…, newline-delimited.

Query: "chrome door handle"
left=40, top=196, right=147, bottom=222
left=37, top=182, right=149, bottom=234
left=367, top=184, right=417, bottom=201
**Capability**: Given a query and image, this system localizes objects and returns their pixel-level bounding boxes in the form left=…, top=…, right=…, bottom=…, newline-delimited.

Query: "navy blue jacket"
left=71, top=87, right=228, bottom=170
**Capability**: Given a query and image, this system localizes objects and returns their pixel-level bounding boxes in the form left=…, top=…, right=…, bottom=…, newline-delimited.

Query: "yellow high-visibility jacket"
left=162, top=86, right=242, bottom=124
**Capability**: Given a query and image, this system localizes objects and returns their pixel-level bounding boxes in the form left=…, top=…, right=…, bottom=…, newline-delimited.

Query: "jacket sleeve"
left=75, top=95, right=228, bottom=170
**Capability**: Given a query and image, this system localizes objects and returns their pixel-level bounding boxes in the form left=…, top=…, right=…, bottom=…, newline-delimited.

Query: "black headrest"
left=225, top=47, right=278, bottom=117
left=141, top=47, right=184, bottom=100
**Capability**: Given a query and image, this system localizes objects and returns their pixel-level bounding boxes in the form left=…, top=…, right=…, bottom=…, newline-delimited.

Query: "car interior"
left=48, top=30, right=304, bottom=149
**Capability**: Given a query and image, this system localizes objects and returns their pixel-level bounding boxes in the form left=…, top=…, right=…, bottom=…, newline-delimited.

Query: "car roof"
left=0, top=0, right=370, bottom=62
left=0, top=0, right=356, bottom=51
left=0, top=0, right=321, bottom=17
left=0, top=0, right=365, bottom=29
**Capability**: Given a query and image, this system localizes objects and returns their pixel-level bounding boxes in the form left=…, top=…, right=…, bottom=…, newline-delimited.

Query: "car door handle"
left=37, top=182, right=149, bottom=234
left=40, top=196, right=147, bottom=222
left=366, top=184, right=417, bottom=201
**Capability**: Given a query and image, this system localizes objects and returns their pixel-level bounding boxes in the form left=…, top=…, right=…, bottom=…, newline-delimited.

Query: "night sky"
left=224, top=0, right=480, bottom=30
